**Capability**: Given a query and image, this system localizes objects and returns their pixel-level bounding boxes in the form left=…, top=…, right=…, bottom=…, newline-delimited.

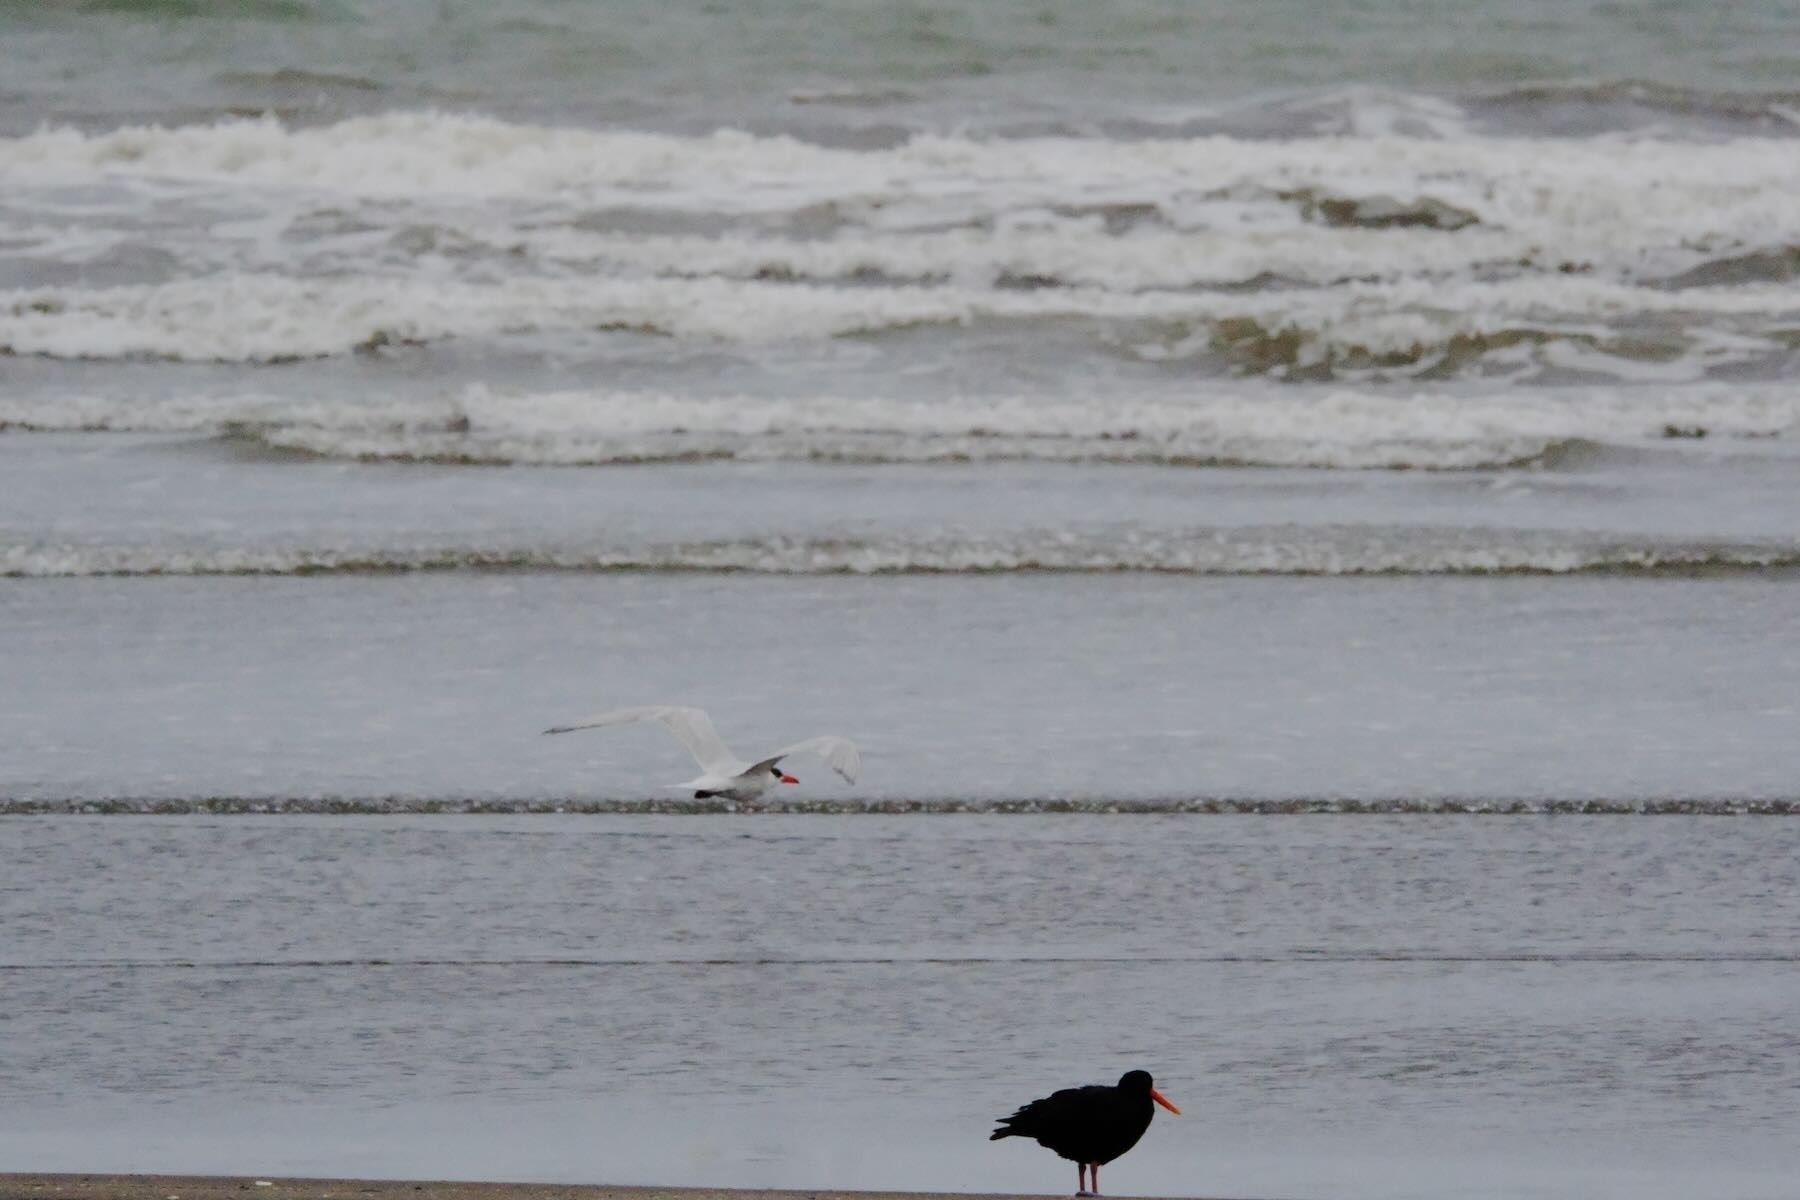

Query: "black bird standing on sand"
left=990, top=1069, right=1181, bottom=1196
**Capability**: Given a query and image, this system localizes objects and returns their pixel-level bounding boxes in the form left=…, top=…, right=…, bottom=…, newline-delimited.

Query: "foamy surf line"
left=7, top=111, right=1799, bottom=222
left=6, top=537, right=1799, bottom=579
left=8, top=384, right=1797, bottom=471
left=5, top=797, right=1797, bottom=815
left=5, top=112, right=1800, bottom=380
left=3, top=271, right=1796, bottom=373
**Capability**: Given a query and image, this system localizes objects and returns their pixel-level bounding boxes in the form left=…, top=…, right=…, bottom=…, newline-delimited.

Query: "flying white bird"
left=543, top=705, right=861, bottom=802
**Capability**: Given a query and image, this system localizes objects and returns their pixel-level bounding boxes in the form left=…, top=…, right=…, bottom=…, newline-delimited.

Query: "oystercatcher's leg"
left=1076, top=1162, right=1090, bottom=1195
left=1091, top=1163, right=1101, bottom=1195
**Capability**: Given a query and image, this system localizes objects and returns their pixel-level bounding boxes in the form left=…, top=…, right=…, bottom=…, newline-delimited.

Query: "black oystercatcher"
left=991, top=1069, right=1181, bottom=1196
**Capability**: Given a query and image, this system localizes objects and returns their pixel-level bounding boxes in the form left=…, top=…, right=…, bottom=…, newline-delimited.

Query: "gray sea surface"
left=5, top=1, right=1799, bottom=139
left=5, top=2, right=1800, bottom=594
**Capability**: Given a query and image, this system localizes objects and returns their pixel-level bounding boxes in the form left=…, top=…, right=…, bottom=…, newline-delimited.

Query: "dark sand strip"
left=0, top=1180, right=1215, bottom=1200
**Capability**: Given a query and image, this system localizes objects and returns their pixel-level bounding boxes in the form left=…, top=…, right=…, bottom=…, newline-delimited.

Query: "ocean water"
left=4, top=3, right=1800, bottom=592
left=2, top=2, right=1798, bottom=1197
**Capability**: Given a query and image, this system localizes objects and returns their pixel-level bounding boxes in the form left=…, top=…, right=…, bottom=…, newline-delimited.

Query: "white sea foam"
left=468, top=222, right=1533, bottom=291
left=3, top=112, right=1798, bottom=285
left=6, top=112, right=1794, bottom=226
left=2, top=270, right=1794, bottom=366
left=4, top=114, right=1798, bottom=382
left=4, top=383, right=1794, bottom=470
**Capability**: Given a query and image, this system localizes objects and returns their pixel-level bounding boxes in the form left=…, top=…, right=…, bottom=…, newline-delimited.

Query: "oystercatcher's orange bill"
left=1151, top=1088, right=1181, bottom=1115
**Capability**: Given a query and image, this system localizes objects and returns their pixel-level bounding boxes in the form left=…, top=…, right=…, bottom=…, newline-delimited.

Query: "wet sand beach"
left=5, top=814, right=1798, bottom=1200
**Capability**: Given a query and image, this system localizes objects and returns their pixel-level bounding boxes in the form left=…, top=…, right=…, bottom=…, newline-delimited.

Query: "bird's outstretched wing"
left=543, top=705, right=737, bottom=774
left=763, top=735, right=861, bottom=784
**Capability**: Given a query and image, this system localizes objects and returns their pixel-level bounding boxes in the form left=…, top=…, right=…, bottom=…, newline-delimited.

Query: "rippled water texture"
left=3, top=815, right=1798, bottom=1200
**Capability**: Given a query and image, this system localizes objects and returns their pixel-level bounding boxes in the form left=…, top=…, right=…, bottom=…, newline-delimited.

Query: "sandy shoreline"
left=0, top=1180, right=1205, bottom=1200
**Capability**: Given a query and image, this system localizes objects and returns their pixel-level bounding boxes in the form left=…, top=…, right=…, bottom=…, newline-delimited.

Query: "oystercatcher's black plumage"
left=990, top=1069, right=1180, bottom=1196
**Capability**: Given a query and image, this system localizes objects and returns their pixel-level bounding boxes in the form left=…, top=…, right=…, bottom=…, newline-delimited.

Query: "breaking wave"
left=1, top=271, right=1792, bottom=380
left=3, top=113, right=1800, bottom=380
left=7, top=532, right=1797, bottom=579
left=1472, top=80, right=1800, bottom=136
left=8, top=111, right=1798, bottom=216
left=3, top=384, right=1794, bottom=471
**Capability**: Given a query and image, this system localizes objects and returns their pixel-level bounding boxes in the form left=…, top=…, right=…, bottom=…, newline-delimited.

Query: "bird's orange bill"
left=780, top=773, right=799, bottom=784
left=1151, top=1089, right=1181, bottom=1115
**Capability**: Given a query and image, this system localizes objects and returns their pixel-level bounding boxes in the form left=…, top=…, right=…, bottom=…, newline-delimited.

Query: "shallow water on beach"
left=3, top=814, right=1798, bottom=1200
left=3, top=572, right=1800, bottom=808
